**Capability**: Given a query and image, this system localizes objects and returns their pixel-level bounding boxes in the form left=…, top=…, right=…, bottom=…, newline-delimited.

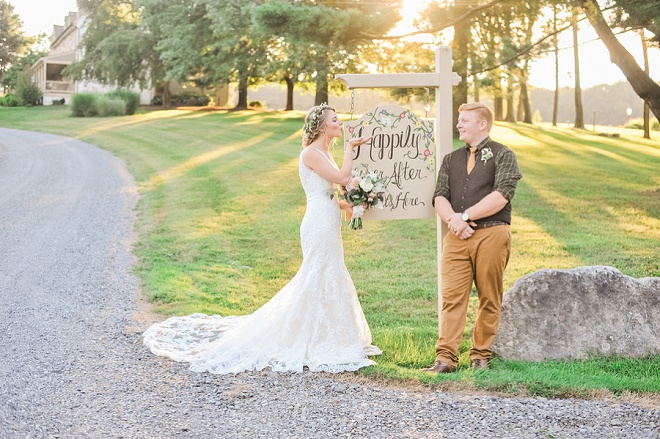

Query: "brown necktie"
left=467, top=147, right=477, bottom=174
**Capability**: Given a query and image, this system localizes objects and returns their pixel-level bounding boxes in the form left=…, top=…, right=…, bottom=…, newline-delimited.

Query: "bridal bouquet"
left=336, top=164, right=389, bottom=230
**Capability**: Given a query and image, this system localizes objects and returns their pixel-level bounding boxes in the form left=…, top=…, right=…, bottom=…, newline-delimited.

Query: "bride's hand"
left=346, top=136, right=372, bottom=150
left=339, top=200, right=353, bottom=213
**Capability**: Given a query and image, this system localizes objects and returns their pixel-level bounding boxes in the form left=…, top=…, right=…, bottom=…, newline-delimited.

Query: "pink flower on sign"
left=424, top=149, right=431, bottom=157
left=400, top=113, right=405, bottom=118
left=348, top=126, right=354, bottom=133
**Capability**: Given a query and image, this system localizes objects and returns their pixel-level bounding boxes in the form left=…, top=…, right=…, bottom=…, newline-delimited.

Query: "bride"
left=143, top=103, right=381, bottom=374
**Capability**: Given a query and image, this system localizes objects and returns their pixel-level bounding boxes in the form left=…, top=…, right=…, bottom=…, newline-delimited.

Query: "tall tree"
left=640, top=30, right=650, bottom=139
left=425, top=0, right=476, bottom=130
left=254, top=0, right=400, bottom=106
left=1, top=42, right=47, bottom=93
left=202, top=0, right=271, bottom=109
left=259, top=37, right=304, bottom=110
left=68, top=0, right=157, bottom=90
left=575, top=0, right=660, bottom=120
left=611, top=0, right=660, bottom=44
left=137, top=0, right=213, bottom=107
left=0, top=1, right=33, bottom=88
left=451, top=3, right=470, bottom=133
left=552, top=2, right=560, bottom=126
left=572, top=7, right=585, bottom=129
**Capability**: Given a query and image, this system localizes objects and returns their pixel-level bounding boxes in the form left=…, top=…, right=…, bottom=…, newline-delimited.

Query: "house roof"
left=30, top=51, right=76, bottom=73
left=51, top=12, right=78, bottom=47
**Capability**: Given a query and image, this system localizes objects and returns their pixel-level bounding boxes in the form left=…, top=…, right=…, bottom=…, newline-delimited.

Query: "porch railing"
left=45, top=80, right=74, bottom=92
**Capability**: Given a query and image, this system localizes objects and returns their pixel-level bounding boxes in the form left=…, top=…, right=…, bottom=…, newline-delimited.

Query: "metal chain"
left=350, top=89, right=355, bottom=121
left=425, top=87, right=431, bottom=118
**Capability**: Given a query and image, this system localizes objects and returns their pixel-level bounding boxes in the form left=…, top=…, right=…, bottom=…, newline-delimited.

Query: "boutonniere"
left=481, top=147, right=493, bottom=164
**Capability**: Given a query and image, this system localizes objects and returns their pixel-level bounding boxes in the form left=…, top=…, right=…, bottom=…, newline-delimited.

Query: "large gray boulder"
left=492, top=266, right=660, bottom=361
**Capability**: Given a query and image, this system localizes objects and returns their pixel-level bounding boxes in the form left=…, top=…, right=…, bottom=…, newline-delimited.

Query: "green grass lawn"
left=2, top=105, right=659, bottom=400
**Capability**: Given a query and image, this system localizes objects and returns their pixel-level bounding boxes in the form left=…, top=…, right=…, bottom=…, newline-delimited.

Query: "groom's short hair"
left=458, top=103, right=494, bottom=131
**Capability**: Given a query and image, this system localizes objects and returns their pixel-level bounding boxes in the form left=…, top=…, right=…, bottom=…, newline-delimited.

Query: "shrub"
left=0, top=94, right=20, bottom=107
left=249, top=100, right=263, bottom=109
left=171, top=92, right=210, bottom=107
left=106, top=89, right=140, bottom=115
left=96, top=96, right=127, bottom=117
left=16, top=73, right=43, bottom=106
left=72, top=93, right=99, bottom=117
left=627, top=117, right=660, bottom=131
left=196, top=95, right=210, bottom=106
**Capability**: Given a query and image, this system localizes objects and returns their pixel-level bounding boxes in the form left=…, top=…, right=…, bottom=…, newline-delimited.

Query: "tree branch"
left=471, top=20, right=574, bottom=76
left=575, top=0, right=660, bottom=120
left=359, top=0, right=504, bottom=40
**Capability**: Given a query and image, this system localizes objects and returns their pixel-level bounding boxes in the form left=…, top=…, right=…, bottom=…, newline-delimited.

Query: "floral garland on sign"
left=346, top=107, right=436, bottom=172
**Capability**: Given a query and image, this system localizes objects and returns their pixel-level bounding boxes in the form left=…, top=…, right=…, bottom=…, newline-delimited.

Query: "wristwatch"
left=461, top=211, right=470, bottom=222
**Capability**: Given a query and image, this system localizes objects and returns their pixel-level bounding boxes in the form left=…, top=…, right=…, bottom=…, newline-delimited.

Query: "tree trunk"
left=576, top=0, right=660, bottom=121
left=520, top=70, right=532, bottom=123
left=494, top=96, right=504, bottom=121
left=285, top=75, right=294, bottom=111
left=552, top=4, right=559, bottom=127
left=572, top=9, right=585, bottom=129
left=641, top=30, right=650, bottom=139
left=505, top=79, right=515, bottom=122
left=452, top=7, right=470, bottom=138
left=315, top=76, right=329, bottom=106
left=236, top=73, right=248, bottom=110
left=474, top=77, right=480, bottom=102
left=163, top=80, right=171, bottom=108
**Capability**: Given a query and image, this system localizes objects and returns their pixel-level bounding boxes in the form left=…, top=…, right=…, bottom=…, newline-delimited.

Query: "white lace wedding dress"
left=143, top=151, right=381, bottom=374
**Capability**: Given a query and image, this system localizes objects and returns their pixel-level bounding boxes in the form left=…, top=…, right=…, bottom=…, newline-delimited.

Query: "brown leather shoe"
left=470, top=358, right=489, bottom=370
left=421, top=360, right=457, bottom=373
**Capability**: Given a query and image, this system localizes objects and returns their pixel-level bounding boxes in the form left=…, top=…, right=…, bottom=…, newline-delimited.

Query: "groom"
left=423, top=103, right=522, bottom=373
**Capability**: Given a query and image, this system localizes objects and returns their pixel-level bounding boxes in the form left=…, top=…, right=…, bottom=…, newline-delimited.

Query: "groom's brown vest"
left=447, top=141, right=512, bottom=226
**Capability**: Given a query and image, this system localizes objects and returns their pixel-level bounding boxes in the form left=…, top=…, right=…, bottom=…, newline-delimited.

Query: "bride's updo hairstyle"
left=302, top=103, right=334, bottom=147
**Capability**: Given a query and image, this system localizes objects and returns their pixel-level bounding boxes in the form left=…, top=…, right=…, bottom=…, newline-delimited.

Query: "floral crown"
left=303, top=103, right=331, bottom=134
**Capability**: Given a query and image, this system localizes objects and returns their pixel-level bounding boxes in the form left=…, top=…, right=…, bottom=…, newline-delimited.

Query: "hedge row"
left=71, top=90, right=140, bottom=117
left=151, top=92, right=210, bottom=107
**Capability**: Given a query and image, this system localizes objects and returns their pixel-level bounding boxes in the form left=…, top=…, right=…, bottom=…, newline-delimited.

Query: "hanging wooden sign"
left=343, top=105, right=436, bottom=220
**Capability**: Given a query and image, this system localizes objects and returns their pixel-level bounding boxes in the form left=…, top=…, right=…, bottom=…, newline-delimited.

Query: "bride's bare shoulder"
left=300, top=147, right=325, bottom=167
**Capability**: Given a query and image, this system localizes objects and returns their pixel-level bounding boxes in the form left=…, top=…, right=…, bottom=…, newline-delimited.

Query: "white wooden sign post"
left=336, top=46, right=461, bottom=331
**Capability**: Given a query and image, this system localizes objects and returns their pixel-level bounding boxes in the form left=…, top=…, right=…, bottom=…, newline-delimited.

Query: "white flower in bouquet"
left=352, top=204, right=365, bottom=218
left=359, top=177, right=374, bottom=192
left=336, top=163, right=390, bottom=230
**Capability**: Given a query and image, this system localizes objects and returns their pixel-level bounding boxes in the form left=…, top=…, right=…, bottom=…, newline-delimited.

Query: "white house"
left=30, top=11, right=233, bottom=108
left=30, top=11, right=154, bottom=106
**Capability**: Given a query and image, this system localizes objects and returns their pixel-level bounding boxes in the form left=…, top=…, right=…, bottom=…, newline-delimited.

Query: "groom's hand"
left=447, top=213, right=475, bottom=240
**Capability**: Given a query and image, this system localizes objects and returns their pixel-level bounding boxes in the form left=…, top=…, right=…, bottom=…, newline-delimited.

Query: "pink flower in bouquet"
left=341, top=164, right=390, bottom=230
left=347, top=176, right=360, bottom=190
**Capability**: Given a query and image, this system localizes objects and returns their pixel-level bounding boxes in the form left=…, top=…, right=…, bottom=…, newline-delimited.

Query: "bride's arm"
left=301, top=136, right=372, bottom=186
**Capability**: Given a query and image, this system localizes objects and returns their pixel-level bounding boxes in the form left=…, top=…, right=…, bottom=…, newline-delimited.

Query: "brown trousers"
left=435, top=225, right=511, bottom=367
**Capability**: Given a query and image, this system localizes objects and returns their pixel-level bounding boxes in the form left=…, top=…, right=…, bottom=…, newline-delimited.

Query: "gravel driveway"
left=0, top=128, right=657, bottom=439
